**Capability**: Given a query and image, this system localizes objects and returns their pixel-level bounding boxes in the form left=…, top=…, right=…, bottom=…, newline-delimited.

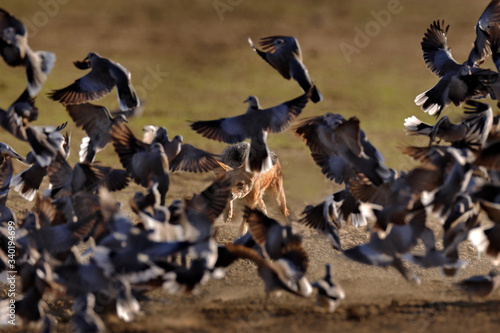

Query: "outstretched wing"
left=421, top=20, right=461, bottom=77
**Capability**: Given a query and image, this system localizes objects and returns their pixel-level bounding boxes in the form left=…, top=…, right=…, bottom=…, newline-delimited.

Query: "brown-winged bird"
left=111, top=122, right=170, bottom=204
left=49, top=52, right=139, bottom=111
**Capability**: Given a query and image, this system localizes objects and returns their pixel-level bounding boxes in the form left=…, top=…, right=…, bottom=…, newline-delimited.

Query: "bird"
left=466, top=0, right=500, bottom=67
left=0, top=89, right=38, bottom=131
left=0, top=8, right=56, bottom=96
left=453, top=271, right=500, bottom=300
left=312, top=264, right=345, bottom=313
left=25, top=122, right=68, bottom=168
left=348, top=164, right=442, bottom=234
left=142, top=125, right=221, bottom=173
left=65, top=103, right=128, bottom=163
left=110, top=122, right=170, bottom=204
left=10, top=126, right=70, bottom=201
left=224, top=239, right=312, bottom=300
left=46, top=155, right=130, bottom=197
left=293, top=113, right=393, bottom=186
left=483, top=22, right=500, bottom=107
left=342, top=210, right=431, bottom=284
left=191, top=93, right=309, bottom=173
left=248, top=35, right=322, bottom=103
left=405, top=100, right=493, bottom=148
left=70, top=293, right=105, bottom=333
left=299, top=198, right=342, bottom=251
left=48, top=52, right=140, bottom=111
left=404, top=115, right=468, bottom=145
left=468, top=224, right=500, bottom=265
left=415, top=20, right=497, bottom=117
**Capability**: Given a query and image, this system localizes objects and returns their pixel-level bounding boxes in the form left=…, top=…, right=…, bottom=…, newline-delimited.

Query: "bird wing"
left=190, top=114, right=250, bottom=143
left=293, top=115, right=337, bottom=154
left=310, top=153, right=354, bottom=184
left=48, top=67, right=115, bottom=105
left=421, top=20, right=461, bottom=77
left=186, top=175, right=231, bottom=223
left=169, top=144, right=220, bottom=173
left=66, top=103, right=113, bottom=142
left=261, top=93, right=309, bottom=133
left=244, top=206, right=281, bottom=247
left=110, top=122, right=149, bottom=178
left=487, top=22, right=500, bottom=72
left=468, top=0, right=500, bottom=66
left=468, top=1, right=500, bottom=66
left=109, top=62, right=139, bottom=111
left=0, top=157, right=12, bottom=205
left=257, top=35, right=293, bottom=79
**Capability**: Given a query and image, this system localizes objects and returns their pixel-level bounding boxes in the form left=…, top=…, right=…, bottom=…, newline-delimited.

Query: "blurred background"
left=0, top=0, right=496, bottom=208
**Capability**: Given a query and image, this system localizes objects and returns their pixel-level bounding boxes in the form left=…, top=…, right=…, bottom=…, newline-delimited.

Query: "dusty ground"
left=2, top=170, right=500, bottom=333
left=1, top=0, right=500, bottom=332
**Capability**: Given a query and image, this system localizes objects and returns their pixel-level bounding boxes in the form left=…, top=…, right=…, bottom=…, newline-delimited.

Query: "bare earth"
left=2, top=170, right=500, bottom=333
left=1, top=1, right=500, bottom=332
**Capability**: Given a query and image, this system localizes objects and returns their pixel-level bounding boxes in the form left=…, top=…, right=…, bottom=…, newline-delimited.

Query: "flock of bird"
left=1, top=2, right=500, bottom=332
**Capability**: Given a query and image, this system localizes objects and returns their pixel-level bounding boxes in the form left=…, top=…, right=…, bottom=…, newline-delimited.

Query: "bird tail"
left=11, top=165, right=45, bottom=201
left=404, top=116, right=433, bottom=135
left=414, top=86, right=443, bottom=117
left=246, top=146, right=272, bottom=173
left=246, top=138, right=272, bottom=173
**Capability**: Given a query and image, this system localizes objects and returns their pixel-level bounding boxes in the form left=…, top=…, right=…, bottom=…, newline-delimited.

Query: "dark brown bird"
left=110, top=122, right=169, bottom=204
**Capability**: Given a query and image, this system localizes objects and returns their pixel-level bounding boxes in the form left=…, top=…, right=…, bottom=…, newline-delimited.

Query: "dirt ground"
left=2, top=171, right=500, bottom=333
left=1, top=0, right=500, bottom=332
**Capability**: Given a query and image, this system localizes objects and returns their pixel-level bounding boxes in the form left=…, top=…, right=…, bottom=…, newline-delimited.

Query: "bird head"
left=74, top=52, right=99, bottom=69
left=244, top=96, right=260, bottom=109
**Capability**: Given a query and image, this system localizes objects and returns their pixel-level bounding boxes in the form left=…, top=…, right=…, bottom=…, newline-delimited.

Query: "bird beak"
left=243, top=97, right=250, bottom=103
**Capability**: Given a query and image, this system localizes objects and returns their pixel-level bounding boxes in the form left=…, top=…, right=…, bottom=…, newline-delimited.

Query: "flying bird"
left=110, top=122, right=170, bottom=204
left=48, top=52, right=140, bottom=111
left=65, top=103, right=128, bottom=163
left=467, top=0, right=500, bottom=67
left=249, top=36, right=322, bottom=103
left=415, top=20, right=497, bottom=117
left=142, top=125, right=221, bottom=173
left=293, top=113, right=393, bottom=186
left=0, top=8, right=56, bottom=96
left=191, top=93, right=309, bottom=173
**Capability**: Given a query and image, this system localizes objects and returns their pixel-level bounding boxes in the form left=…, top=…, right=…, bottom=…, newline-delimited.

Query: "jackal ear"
left=217, top=161, right=233, bottom=172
